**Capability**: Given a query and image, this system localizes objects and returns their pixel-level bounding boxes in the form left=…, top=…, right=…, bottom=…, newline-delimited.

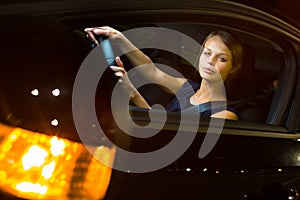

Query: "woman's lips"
left=203, top=67, right=214, bottom=74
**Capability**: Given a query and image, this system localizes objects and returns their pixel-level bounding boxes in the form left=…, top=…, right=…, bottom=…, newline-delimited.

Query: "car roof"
left=0, top=0, right=298, bottom=37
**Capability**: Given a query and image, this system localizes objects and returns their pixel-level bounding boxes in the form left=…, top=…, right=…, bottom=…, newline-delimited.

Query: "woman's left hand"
left=110, top=56, right=150, bottom=109
left=109, top=57, right=136, bottom=93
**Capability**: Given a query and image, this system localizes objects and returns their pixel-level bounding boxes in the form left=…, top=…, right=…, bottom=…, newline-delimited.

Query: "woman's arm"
left=84, top=26, right=186, bottom=94
left=110, top=57, right=151, bottom=109
left=212, top=110, right=239, bottom=121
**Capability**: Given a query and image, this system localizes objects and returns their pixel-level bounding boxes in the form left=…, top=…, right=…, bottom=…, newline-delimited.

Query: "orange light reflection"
left=0, top=123, right=115, bottom=200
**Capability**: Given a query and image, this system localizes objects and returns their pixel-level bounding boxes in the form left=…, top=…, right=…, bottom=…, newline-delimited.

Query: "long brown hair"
left=192, top=30, right=244, bottom=100
left=201, top=30, right=243, bottom=72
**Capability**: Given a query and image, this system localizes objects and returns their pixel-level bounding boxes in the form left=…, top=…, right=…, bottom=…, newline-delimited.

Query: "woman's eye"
left=203, top=51, right=211, bottom=56
left=218, top=57, right=227, bottom=62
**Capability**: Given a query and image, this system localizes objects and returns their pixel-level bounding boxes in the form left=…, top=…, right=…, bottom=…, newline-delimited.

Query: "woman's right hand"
left=84, top=26, right=124, bottom=46
left=85, top=26, right=185, bottom=96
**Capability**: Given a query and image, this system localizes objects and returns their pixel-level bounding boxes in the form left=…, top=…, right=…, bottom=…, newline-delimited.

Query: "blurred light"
left=30, top=89, right=39, bottom=96
left=50, top=118, right=59, bottom=126
left=52, top=89, right=60, bottom=96
left=22, top=145, right=48, bottom=170
left=186, top=168, right=191, bottom=172
left=0, top=123, right=115, bottom=200
left=50, top=136, right=65, bottom=156
left=66, top=154, right=72, bottom=160
left=278, top=168, right=283, bottom=172
left=297, top=139, right=300, bottom=142
left=42, top=161, right=55, bottom=179
left=0, top=171, right=7, bottom=180
left=203, top=168, right=208, bottom=172
left=16, top=182, right=47, bottom=195
left=215, top=170, right=219, bottom=174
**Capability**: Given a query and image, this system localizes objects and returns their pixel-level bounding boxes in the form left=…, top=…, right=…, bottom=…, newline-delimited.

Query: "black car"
left=0, top=0, right=299, bottom=199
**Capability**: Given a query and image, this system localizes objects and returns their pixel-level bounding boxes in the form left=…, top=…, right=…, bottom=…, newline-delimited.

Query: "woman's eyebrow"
left=204, top=47, right=229, bottom=57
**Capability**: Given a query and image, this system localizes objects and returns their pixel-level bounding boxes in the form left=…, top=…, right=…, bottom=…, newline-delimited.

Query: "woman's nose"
left=208, top=55, right=215, bottom=65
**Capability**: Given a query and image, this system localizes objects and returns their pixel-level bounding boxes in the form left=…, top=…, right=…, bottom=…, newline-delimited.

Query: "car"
left=0, top=0, right=299, bottom=199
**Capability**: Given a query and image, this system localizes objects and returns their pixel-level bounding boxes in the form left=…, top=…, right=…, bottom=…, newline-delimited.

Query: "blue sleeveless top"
left=165, top=80, right=238, bottom=117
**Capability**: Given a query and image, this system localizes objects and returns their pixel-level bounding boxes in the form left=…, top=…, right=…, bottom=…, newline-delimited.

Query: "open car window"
left=0, top=14, right=296, bottom=144
left=93, top=22, right=284, bottom=126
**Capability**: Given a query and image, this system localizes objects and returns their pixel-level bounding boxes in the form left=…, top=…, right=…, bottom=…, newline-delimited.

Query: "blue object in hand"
left=91, top=36, right=117, bottom=66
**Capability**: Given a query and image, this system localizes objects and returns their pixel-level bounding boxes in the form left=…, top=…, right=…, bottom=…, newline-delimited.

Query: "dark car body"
left=0, top=0, right=299, bottom=199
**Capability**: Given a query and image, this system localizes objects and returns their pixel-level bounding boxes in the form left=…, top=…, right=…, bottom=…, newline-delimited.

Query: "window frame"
left=61, top=6, right=300, bottom=134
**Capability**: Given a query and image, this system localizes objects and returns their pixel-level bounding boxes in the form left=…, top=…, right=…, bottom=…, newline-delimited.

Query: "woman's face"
left=198, top=35, right=234, bottom=82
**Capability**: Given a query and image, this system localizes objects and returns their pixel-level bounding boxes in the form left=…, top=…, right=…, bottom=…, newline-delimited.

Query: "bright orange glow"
left=22, top=145, right=49, bottom=170
left=0, top=123, right=115, bottom=200
left=50, top=136, right=66, bottom=156
left=42, top=161, right=56, bottom=179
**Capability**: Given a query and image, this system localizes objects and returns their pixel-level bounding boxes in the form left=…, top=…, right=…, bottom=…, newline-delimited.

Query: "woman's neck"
left=190, top=79, right=226, bottom=105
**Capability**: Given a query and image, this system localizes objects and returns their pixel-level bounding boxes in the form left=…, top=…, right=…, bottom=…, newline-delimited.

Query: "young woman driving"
left=85, top=27, right=243, bottom=121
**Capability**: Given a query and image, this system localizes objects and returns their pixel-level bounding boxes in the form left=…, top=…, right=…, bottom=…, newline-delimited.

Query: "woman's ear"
left=229, top=63, right=241, bottom=75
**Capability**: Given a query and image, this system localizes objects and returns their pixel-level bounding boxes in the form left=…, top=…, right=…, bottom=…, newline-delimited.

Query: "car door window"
left=104, top=23, right=284, bottom=125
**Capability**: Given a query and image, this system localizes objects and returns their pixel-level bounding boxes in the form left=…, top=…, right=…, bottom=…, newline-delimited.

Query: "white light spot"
left=42, top=161, right=56, bottom=179
left=52, top=88, right=60, bottom=96
left=50, top=136, right=65, bottom=156
left=186, top=168, right=191, bottom=172
left=16, top=182, right=48, bottom=195
left=31, top=89, right=39, bottom=96
left=51, top=118, right=59, bottom=126
left=22, top=145, right=48, bottom=170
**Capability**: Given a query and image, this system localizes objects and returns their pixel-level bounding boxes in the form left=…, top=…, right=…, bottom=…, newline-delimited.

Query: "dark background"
left=232, top=0, right=300, bottom=25
left=0, top=0, right=299, bottom=25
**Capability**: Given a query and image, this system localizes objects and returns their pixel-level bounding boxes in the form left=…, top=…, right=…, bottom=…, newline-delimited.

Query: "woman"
left=85, top=26, right=243, bottom=120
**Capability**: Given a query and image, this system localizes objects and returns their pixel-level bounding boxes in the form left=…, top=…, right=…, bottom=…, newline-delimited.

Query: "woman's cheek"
left=217, top=64, right=232, bottom=80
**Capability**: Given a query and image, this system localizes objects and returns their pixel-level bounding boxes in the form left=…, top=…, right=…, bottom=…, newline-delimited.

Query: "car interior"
left=100, top=22, right=283, bottom=124
left=0, top=15, right=287, bottom=146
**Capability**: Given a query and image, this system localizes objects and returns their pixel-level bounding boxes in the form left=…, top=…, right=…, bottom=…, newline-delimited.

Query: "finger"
left=109, top=65, right=125, bottom=73
left=85, top=27, right=109, bottom=45
left=93, top=29, right=111, bottom=38
left=85, top=27, right=110, bottom=34
left=84, top=27, right=94, bottom=32
left=109, top=66, right=125, bottom=78
left=115, top=56, right=124, bottom=67
left=86, top=31, right=98, bottom=45
left=114, top=71, right=124, bottom=77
